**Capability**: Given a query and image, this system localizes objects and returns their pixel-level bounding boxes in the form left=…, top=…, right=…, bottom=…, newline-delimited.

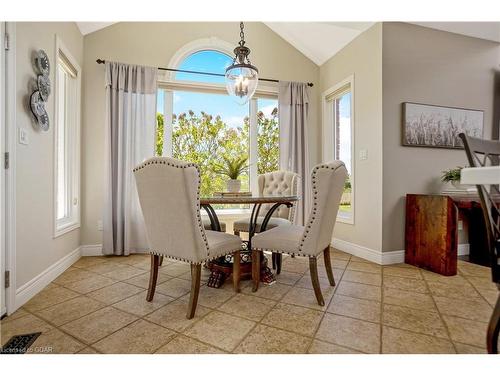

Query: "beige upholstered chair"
left=233, top=171, right=300, bottom=235
left=134, top=157, right=243, bottom=319
left=251, top=161, right=348, bottom=306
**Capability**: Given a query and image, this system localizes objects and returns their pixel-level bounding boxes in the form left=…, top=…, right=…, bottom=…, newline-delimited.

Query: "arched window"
left=156, top=43, right=279, bottom=208
left=175, top=50, right=232, bottom=84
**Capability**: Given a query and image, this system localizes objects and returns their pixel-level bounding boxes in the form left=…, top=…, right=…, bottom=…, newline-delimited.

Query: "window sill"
left=336, top=214, right=354, bottom=225
left=54, top=222, right=80, bottom=238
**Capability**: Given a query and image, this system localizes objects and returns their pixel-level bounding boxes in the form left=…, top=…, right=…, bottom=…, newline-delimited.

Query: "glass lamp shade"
left=225, top=65, right=258, bottom=105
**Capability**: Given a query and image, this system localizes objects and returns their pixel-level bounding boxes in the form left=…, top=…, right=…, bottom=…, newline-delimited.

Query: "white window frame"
left=53, top=36, right=81, bottom=237
left=322, top=75, right=355, bottom=225
left=157, top=46, right=278, bottom=214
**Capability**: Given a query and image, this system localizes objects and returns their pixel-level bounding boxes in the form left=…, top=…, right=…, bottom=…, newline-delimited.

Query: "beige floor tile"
left=383, top=275, right=428, bottom=294
left=27, top=328, right=86, bottom=354
left=160, top=262, right=192, bottom=277
left=316, top=313, right=380, bottom=354
left=427, top=280, right=481, bottom=300
left=61, top=306, right=137, bottom=344
left=381, top=326, right=455, bottom=354
left=85, top=262, right=128, bottom=275
left=383, top=266, right=423, bottom=279
left=328, top=294, right=381, bottom=323
left=132, top=259, right=155, bottom=271
left=275, top=271, right=303, bottom=285
left=383, top=304, right=448, bottom=338
left=454, top=342, right=487, bottom=354
left=155, top=335, right=225, bottom=354
left=218, top=293, right=276, bottom=321
left=93, top=319, right=176, bottom=354
left=53, top=268, right=96, bottom=286
left=308, top=339, right=362, bottom=354
left=23, top=286, right=80, bottom=312
left=342, top=270, right=382, bottom=286
left=77, top=346, right=100, bottom=354
left=383, top=287, right=436, bottom=312
left=477, top=288, right=499, bottom=306
left=442, top=315, right=488, bottom=348
left=1, top=314, right=54, bottom=346
left=72, top=257, right=109, bottom=269
left=180, top=285, right=235, bottom=309
left=336, top=280, right=381, bottom=302
left=155, top=278, right=192, bottom=298
left=0, top=308, right=29, bottom=323
left=144, top=300, right=212, bottom=332
left=242, top=282, right=291, bottom=301
left=422, top=271, right=471, bottom=286
left=36, top=296, right=106, bottom=326
left=112, top=290, right=175, bottom=316
left=114, top=254, right=149, bottom=266
left=102, top=264, right=147, bottom=281
left=281, top=286, right=334, bottom=311
left=262, top=303, right=324, bottom=336
left=346, top=261, right=381, bottom=274
left=123, top=272, right=172, bottom=289
left=330, top=259, right=349, bottom=269
left=433, top=295, right=493, bottom=322
left=280, top=260, right=310, bottom=274
left=295, top=274, right=337, bottom=291
left=86, top=282, right=144, bottom=304
left=465, top=276, right=498, bottom=291
left=458, top=262, right=491, bottom=277
left=234, top=324, right=311, bottom=353
left=349, top=256, right=373, bottom=263
left=185, top=311, right=255, bottom=352
left=177, top=267, right=212, bottom=283
left=64, top=275, right=117, bottom=294
left=329, top=249, right=352, bottom=261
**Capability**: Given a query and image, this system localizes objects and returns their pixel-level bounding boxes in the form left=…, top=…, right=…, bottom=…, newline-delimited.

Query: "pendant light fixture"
left=225, top=22, right=259, bottom=105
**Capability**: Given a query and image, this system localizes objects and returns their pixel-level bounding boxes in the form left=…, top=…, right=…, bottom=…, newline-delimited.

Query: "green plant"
left=441, top=167, right=463, bottom=182
left=213, top=155, right=249, bottom=180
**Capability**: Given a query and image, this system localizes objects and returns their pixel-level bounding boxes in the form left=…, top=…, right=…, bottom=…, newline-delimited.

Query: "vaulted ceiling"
left=76, top=22, right=500, bottom=67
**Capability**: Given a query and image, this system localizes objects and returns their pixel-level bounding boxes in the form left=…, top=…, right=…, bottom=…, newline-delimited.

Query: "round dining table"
left=200, top=194, right=299, bottom=288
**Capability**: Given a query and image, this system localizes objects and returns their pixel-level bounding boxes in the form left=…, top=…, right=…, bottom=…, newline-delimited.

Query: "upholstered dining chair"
left=233, top=170, right=300, bottom=273
left=134, top=157, right=243, bottom=319
left=460, top=133, right=500, bottom=354
left=251, top=161, right=347, bottom=306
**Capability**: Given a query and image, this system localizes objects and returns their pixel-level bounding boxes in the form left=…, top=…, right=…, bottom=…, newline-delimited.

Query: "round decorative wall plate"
left=37, top=74, right=51, bottom=101
left=35, top=49, right=50, bottom=76
left=30, top=90, right=49, bottom=131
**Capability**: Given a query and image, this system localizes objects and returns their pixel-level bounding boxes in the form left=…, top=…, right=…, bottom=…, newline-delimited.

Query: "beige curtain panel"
left=278, top=81, right=310, bottom=226
left=103, top=61, right=158, bottom=255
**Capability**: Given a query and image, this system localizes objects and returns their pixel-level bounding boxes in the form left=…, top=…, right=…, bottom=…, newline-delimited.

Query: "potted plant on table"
left=214, top=155, right=249, bottom=193
left=441, top=166, right=465, bottom=190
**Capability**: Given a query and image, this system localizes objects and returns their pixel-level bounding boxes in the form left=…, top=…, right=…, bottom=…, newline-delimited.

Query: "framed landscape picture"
left=402, top=102, right=484, bottom=149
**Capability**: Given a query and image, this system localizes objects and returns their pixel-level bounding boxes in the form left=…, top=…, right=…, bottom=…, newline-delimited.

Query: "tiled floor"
left=1, top=249, right=498, bottom=354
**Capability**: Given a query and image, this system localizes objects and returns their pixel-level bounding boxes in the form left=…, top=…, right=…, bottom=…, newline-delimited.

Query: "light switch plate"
left=359, top=149, right=368, bottom=160
left=18, top=128, right=29, bottom=145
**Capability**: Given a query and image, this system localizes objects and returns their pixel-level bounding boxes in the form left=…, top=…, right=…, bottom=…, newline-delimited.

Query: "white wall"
left=80, top=22, right=320, bottom=246
left=14, top=22, right=83, bottom=287
left=319, top=23, right=384, bottom=253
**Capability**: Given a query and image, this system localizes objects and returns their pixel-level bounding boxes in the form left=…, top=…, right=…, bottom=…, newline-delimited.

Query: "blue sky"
left=157, top=50, right=277, bottom=128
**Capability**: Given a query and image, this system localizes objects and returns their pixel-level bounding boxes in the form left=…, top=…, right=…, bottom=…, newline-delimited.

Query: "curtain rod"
left=95, top=59, right=314, bottom=87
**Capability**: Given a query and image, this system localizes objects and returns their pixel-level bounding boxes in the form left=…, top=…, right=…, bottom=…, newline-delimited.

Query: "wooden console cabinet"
left=405, top=194, right=490, bottom=276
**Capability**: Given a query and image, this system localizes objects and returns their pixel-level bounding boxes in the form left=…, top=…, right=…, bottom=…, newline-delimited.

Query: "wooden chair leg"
left=309, top=257, right=325, bottom=306
left=159, top=256, right=164, bottom=266
left=187, top=264, right=201, bottom=319
left=252, top=250, right=261, bottom=292
left=323, top=246, right=335, bottom=286
left=146, top=254, right=160, bottom=302
left=276, top=253, right=282, bottom=275
left=234, top=231, right=240, bottom=236
left=487, top=291, right=500, bottom=354
left=233, top=250, right=241, bottom=292
left=272, top=253, right=277, bottom=270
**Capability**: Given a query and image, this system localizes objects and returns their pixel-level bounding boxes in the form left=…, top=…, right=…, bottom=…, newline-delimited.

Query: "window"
left=323, top=76, right=354, bottom=223
left=54, top=38, right=81, bottom=236
left=156, top=49, right=279, bottom=209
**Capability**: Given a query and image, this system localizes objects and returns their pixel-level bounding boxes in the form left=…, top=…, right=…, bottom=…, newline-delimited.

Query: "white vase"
left=226, top=179, right=241, bottom=193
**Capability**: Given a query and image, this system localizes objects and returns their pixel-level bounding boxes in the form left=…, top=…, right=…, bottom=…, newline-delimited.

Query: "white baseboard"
left=332, top=238, right=405, bottom=265
left=458, top=244, right=470, bottom=256
left=15, top=247, right=81, bottom=310
left=80, top=244, right=103, bottom=256
left=332, top=238, right=470, bottom=265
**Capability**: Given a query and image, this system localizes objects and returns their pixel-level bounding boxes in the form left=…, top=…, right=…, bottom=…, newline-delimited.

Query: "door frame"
left=1, top=22, right=17, bottom=316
